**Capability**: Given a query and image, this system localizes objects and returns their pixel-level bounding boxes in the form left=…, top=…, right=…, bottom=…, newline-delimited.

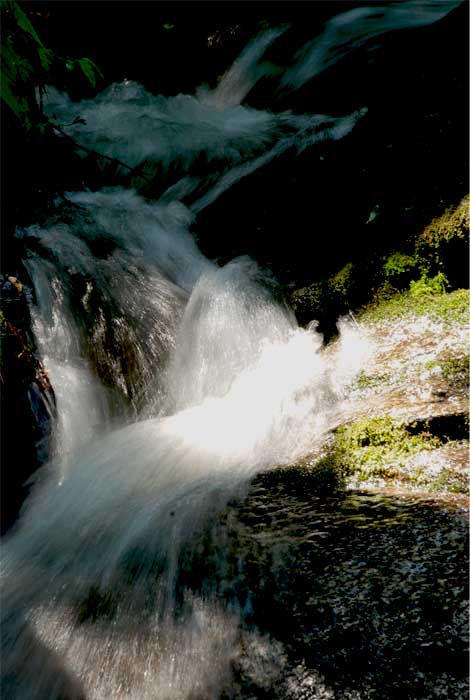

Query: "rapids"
left=1, top=2, right=467, bottom=699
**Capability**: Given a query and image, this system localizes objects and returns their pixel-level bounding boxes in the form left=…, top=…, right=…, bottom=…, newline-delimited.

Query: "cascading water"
left=2, top=3, right=466, bottom=699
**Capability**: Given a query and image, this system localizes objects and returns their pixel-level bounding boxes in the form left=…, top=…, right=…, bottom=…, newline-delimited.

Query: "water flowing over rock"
left=1, top=3, right=468, bottom=699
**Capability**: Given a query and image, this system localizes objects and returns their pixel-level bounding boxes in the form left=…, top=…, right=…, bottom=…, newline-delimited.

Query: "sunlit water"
left=2, top=2, right=466, bottom=698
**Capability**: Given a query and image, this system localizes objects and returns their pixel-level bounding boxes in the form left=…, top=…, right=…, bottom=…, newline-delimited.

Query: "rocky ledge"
left=302, top=287, right=469, bottom=505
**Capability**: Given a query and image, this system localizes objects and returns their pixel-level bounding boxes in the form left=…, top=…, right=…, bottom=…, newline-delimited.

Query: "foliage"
left=66, top=57, right=102, bottom=89
left=329, top=262, right=355, bottom=303
left=382, top=252, right=419, bottom=285
left=0, top=309, right=6, bottom=338
left=409, top=271, right=448, bottom=297
left=289, top=281, right=325, bottom=323
left=419, top=196, right=469, bottom=248
left=0, top=0, right=102, bottom=129
left=334, top=416, right=441, bottom=483
left=290, top=197, right=468, bottom=328
left=0, top=0, right=49, bottom=127
left=359, top=288, right=469, bottom=326
left=289, top=262, right=359, bottom=327
left=414, top=196, right=469, bottom=285
left=354, top=370, right=390, bottom=390
left=440, top=354, right=470, bottom=385
left=378, top=200, right=468, bottom=297
left=430, top=466, right=469, bottom=494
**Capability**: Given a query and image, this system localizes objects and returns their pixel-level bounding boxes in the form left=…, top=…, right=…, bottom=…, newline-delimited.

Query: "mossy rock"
left=359, top=288, right=469, bottom=327
left=441, top=355, right=470, bottom=387
left=289, top=281, right=325, bottom=325
left=420, top=196, right=469, bottom=247
left=290, top=198, right=469, bottom=332
left=309, top=412, right=469, bottom=494
left=328, top=416, right=440, bottom=484
left=415, top=196, right=470, bottom=287
left=289, top=263, right=359, bottom=328
left=381, top=251, right=420, bottom=288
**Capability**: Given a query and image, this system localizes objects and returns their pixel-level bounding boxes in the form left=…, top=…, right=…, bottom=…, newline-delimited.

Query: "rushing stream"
left=2, top=3, right=467, bottom=699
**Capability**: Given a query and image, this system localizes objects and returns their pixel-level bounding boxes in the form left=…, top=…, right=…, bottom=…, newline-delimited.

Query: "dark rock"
left=1, top=276, right=56, bottom=534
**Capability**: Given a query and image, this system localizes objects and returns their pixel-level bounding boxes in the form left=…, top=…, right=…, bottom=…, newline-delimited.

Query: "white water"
left=2, top=3, right=458, bottom=698
left=281, top=0, right=461, bottom=91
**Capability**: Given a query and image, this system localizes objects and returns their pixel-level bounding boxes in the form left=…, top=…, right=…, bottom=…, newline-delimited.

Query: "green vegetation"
left=430, top=467, right=468, bottom=495
left=354, top=371, right=391, bottom=390
left=418, top=196, right=469, bottom=255
left=409, top=271, right=448, bottom=296
left=290, top=263, right=358, bottom=326
left=381, top=197, right=469, bottom=294
left=378, top=198, right=469, bottom=294
left=422, top=354, right=470, bottom=383
left=0, top=0, right=51, bottom=128
left=440, top=354, right=470, bottom=387
left=359, top=288, right=469, bottom=326
left=0, top=309, right=6, bottom=338
left=1, top=0, right=102, bottom=129
left=329, top=262, right=356, bottom=305
left=308, top=415, right=468, bottom=493
left=290, top=198, right=469, bottom=327
left=441, top=354, right=470, bottom=380
left=382, top=251, right=419, bottom=286
left=334, top=416, right=440, bottom=483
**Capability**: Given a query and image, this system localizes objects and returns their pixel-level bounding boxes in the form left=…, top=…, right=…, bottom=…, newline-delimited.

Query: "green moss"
left=289, top=263, right=358, bottom=325
left=420, top=196, right=469, bottom=248
left=354, top=371, right=390, bottom=390
left=382, top=252, right=419, bottom=287
left=359, top=288, right=469, bottom=327
left=333, top=416, right=440, bottom=483
left=409, top=272, right=448, bottom=297
left=290, top=281, right=324, bottom=315
left=413, top=197, right=470, bottom=285
left=329, top=262, right=355, bottom=303
left=430, top=467, right=468, bottom=495
left=0, top=309, right=6, bottom=338
left=290, top=199, right=469, bottom=330
left=441, top=355, right=470, bottom=383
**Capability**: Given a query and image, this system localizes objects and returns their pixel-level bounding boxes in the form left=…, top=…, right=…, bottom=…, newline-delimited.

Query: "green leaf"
left=0, top=39, right=34, bottom=126
left=10, top=0, right=45, bottom=48
left=76, top=57, right=103, bottom=88
left=38, top=46, right=53, bottom=71
left=0, top=67, right=31, bottom=127
left=163, top=23, right=175, bottom=30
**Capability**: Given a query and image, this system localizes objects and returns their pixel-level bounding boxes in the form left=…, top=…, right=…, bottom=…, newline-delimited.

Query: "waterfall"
left=2, top=2, right=462, bottom=698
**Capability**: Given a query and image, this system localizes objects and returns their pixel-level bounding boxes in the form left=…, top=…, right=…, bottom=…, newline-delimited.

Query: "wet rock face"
left=1, top=275, right=56, bottom=533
